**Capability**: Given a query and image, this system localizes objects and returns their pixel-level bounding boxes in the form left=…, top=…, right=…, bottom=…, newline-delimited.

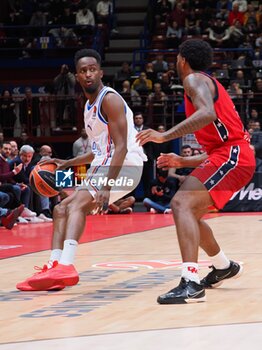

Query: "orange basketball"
left=30, top=163, right=60, bottom=197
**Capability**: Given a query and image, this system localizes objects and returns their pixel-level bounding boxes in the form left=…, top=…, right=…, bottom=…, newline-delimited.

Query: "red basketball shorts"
left=190, top=143, right=256, bottom=209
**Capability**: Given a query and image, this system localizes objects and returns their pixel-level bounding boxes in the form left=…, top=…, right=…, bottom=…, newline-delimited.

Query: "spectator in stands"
left=159, top=72, right=173, bottom=95
left=228, top=2, right=244, bottom=26
left=228, top=19, right=246, bottom=47
left=113, top=62, right=133, bottom=90
left=18, top=132, right=35, bottom=149
left=248, top=108, right=262, bottom=125
left=9, top=145, right=47, bottom=223
left=49, top=26, right=78, bottom=48
left=152, top=124, right=173, bottom=161
left=152, top=54, right=168, bottom=76
left=144, top=62, right=157, bottom=82
left=132, top=72, right=153, bottom=104
left=185, top=8, right=201, bottom=36
left=232, top=0, right=247, bottom=13
left=0, top=142, right=31, bottom=222
left=96, top=0, right=118, bottom=33
left=0, top=89, right=17, bottom=137
left=72, top=128, right=91, bottom=157
left=134, top=112, right=154, bottom=197
left=75, top=4, right=95, bottom=39
left=168, top=144, right=194, bottom=190
left=146, top=82, right=168, bottom=123
left=58, top=6, right=76, bottom=25
left=244, top=3, right=259, bottom=33
left=207, top=17, right=230, bottom=48
left=143, top=169, right=177, bottom=214
left=154, top=0, right=173, bottom=23
left=166, top=20, right=183, bottom=49
left=53, top=64, right=76, bottom=129
left=250, top=78, right=262, bottom=114
left=167, top=2, right=186, bottom=28
left=19, top=87, right=40, bottom=136
left=120, top=80, right=142, bottom=108
left=250, top=124, right=262, bottom=159
left=8, top=141, right=19, bottom=161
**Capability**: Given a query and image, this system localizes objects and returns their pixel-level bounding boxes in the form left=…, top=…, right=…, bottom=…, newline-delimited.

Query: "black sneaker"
left=157, top=278, right=206, bottom=304
left=200, top=261, right=243, bottom=289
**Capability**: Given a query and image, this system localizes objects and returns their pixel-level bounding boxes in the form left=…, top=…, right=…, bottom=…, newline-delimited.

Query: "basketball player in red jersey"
left=137, top=39, right=256, bottom=304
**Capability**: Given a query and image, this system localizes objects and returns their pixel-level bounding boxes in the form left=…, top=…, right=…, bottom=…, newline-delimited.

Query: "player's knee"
left=53, top=203, right=67, bottom=218
left=170, top=193, right=195, bottom=214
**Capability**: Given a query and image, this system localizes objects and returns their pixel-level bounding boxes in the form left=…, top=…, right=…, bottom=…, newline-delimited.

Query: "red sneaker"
left=2, top=204, right=25, bottom=229
left=16, top=261, right=65, bottom=291
left=28, top=264, right=79, bottom=290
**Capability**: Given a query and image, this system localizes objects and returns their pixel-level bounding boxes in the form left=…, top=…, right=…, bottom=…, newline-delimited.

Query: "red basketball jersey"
left=184, top=72, right=249, bottom=154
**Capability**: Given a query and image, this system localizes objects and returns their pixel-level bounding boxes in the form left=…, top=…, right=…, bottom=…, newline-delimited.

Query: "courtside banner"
left=222, top=172, right=262, bottom=212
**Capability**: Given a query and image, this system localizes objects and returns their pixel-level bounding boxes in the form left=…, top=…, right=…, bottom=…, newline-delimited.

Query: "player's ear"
left=100, top=69, right=104, bottom=79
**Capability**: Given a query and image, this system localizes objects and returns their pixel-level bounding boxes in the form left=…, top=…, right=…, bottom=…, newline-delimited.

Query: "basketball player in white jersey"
left=17, top=49, right=147, bottom=291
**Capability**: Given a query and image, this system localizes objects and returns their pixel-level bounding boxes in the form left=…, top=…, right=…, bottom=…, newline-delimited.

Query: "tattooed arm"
left=136, top=73, right=217, bottom=146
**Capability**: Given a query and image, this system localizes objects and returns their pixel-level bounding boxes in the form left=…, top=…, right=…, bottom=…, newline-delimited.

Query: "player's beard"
left=84, top=84, right=98, bottom=94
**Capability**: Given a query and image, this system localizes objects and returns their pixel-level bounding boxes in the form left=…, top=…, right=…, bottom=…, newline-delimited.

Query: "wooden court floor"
left=0, top=213, right=262, bottom=350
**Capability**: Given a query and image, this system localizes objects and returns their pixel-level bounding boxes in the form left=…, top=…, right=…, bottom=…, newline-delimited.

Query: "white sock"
left=48, top=249, right=62, bottom=268
left=210, top=250, right=230, bottom=270
left=59, top=239, right=78, bottom=266
left=181, top=262, right=200, bottom=284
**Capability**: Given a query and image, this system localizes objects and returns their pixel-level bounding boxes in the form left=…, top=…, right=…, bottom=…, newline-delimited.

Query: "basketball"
left=29, top=163, right=60, bottom=197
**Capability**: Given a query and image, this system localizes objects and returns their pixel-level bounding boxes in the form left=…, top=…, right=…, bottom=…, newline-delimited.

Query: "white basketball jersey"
left=84, top=86, right=147, bottom=165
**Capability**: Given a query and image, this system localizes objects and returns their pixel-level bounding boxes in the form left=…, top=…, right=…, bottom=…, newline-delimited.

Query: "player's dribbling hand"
left=94, top=189, right=110, bottom=215
left=38, top=158, right=67, bottom=170
left=157, top=153, right=184, bottom=169
left=136, top=129, right=164, bottom=146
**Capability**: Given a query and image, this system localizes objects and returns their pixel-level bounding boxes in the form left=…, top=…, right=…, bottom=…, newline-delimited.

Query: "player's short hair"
left=179, top=39, right=213, bottom=71
left=74, top=49, right=102, bottom=67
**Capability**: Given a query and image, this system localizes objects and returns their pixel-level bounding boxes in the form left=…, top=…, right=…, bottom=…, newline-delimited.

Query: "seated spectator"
left=143, top=169, right=177, bottom=214
left=228, top=19, right=245, bottom=47
left=144, top=62, right=157, bottom=82
left=57, top=6, right=76, bottom=25
left=75, top=5, right=95, bottom=39
left=251, top=125, right=262, bottom=160
left=185, top=8, right=201, bottom=36
left=0, top=90, right=17, bottom=137
left=8, top=141, right=19, bottom=161
left=113, top=62, right=133, bottom=90
left=168, top=144, right=194, bottom=189
left=49, top=26, right=78, bottom=48
left=166, top=20, right=183, bottom=49
left=207, top=17, right=230, bottom=48
left=232, top=0, right=247, bottom=13
left=9, top=145, right=45, bottom=223
left=154, top=0, right=172, bottom=23
left=72, top=128, right=91, bottom=157
left=146, top=82, right=168, bottom=122
left=107, top=196, right=135, bottom=214
left=228, top=2, right=244, bottom=26
left=167, top=2, right=186, bottom=28
left=152, top=124, right=173, bottom=162
left=152, top=54, right=168, bottom=77
left=120, top=80, right=142, bottom=108
left=0, top=142, right=31, bottom=222
left=96, top=0, right=118, bottom=33
left=244, top=3, right=258, bottom=33
left=131, top=72, right=153, bottom=103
